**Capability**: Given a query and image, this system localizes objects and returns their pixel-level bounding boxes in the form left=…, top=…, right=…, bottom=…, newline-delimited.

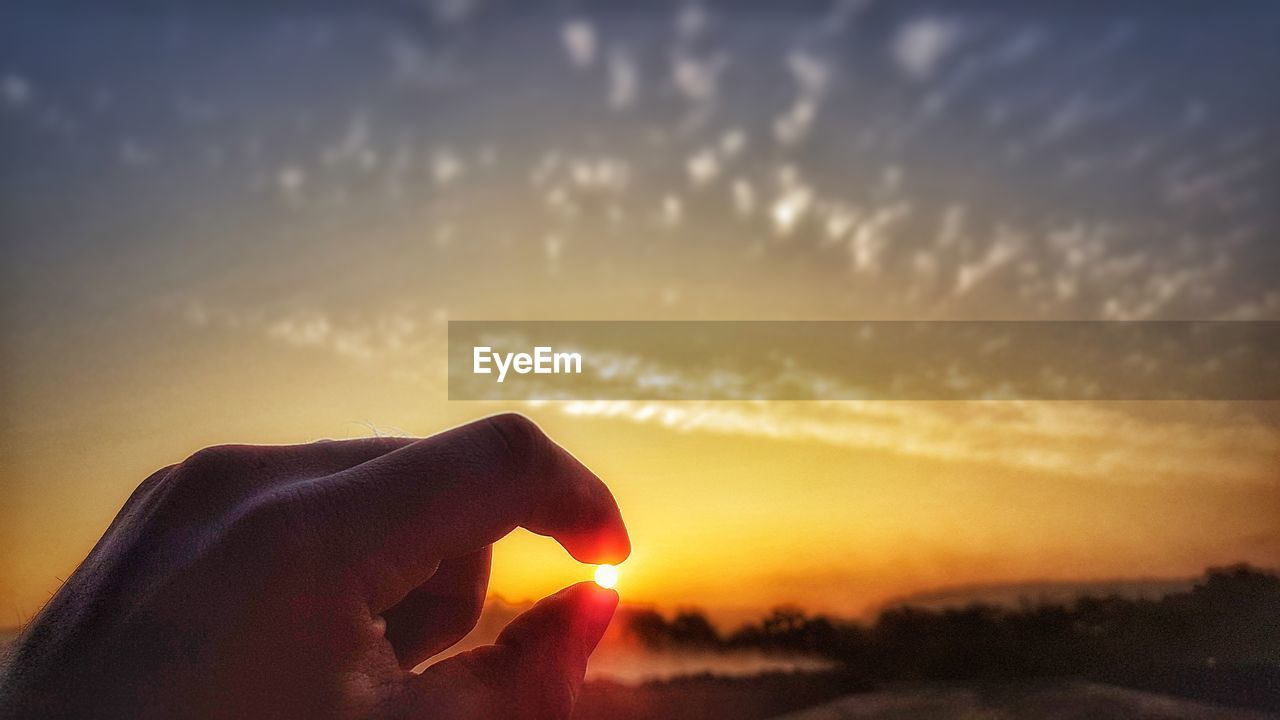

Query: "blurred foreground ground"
left=573, top=675, right=1278, bottom=720
left=3, top=631, right=1273, bottom=719
left=781, top=680, right=1277, bottom=720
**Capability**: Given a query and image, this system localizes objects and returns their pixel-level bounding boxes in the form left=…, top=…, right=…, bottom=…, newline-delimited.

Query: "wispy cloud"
left=554, top=399, right=1278, bottom=487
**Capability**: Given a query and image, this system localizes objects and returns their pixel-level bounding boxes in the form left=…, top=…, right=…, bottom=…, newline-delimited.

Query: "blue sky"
left=2, top=0, right=1278, bottom=622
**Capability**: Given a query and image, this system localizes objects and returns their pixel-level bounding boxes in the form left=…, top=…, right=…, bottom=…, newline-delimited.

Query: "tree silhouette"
left=620, top=565, right=1280, bottom=712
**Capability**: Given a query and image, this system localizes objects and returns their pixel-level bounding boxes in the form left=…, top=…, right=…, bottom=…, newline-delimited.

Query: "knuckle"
left=151, top=446, right=254, bottom=512
left=118, top=463, right=178, bottom=513
left=484, top=413, right=549, bottom=466
left=178, top=444, right=249, bottom=478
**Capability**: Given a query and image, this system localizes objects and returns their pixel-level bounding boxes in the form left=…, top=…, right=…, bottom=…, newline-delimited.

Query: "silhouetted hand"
left=0, top=414, right=630, bottom=719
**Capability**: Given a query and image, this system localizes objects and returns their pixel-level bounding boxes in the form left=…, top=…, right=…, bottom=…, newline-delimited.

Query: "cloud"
left=561, top=19, right=598, bottom=69
left=770, top=183, right=812, bottom=236
left=179, top=299, right=1279, bottom=488
left=182, top=300, right=443, bottom=383
left=672, top=50, right=727, bottom=102
left=660, top=194, right=683, bottom=227
left=670, top=49, right=730, bottom=130
left=731, top=178, right=755, bottom=217
left=892, top=17, right=963, bottom=80
left=606, top=48, right=639, bottom=110
left=849, top=202, right=911, bottom=273
left=428, top=0, right=480, bottom=24
left=431, top=147, right=465, bottom=185
left=118, top=138, right=155, bottom=167
left=774, top=98, right=819, bottom=146
left=557, top=399, right=1278, bottom=487
left=686, top=148, right=720, bottom=186
left=385, top=36, right=465, bottom=90
left=773, top=52, right=829, bottom=145
left=276, top=165, right=306, bottom=200
left=2, top=73, right=31, bottom=107
left=321, top=113, right=378, bottom=171
left=674, top=4, right=711, bottom=41
left=955, top=226, right=1023, bottom=295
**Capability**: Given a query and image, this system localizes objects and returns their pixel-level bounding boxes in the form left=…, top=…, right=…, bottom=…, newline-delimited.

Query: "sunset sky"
left=2, top=0, right=1278, bottom=628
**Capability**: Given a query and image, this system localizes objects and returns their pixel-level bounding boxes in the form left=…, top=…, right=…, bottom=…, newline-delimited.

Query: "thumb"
left=407, top=582, right=618, bottom=720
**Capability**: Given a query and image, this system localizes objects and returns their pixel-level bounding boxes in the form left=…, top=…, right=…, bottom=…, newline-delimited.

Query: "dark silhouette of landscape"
left=574, top=565, right=1280, bottom=719
left=3, top=565, right=1275, bottom=719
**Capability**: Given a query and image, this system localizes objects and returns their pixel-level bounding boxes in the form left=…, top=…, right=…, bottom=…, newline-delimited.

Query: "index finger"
left=293, top=413, right=630, bottom=608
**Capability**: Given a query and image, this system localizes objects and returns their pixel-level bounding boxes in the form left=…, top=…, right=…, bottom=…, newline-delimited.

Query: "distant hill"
left=873, top=576, right=1196, bottom=615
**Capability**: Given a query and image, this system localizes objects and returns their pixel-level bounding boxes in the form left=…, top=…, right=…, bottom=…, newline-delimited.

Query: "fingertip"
left=558, top=582, right=619, bottom=645
left=536, top=582, right=618, bottom=637
left=422, top=582, right=616, bottom=719
left=564, top=533, right=631, bottom=566
left=603, top=533, right=631, bottom=565
left=565, top=580, right=619, bottom=609
left=485, top=582, right=618, bottom=685
left=590, top=586, right=620, bottom=620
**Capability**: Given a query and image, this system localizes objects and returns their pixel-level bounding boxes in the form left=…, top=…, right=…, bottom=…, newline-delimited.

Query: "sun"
left=593, top=564, right=619, bottom=590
